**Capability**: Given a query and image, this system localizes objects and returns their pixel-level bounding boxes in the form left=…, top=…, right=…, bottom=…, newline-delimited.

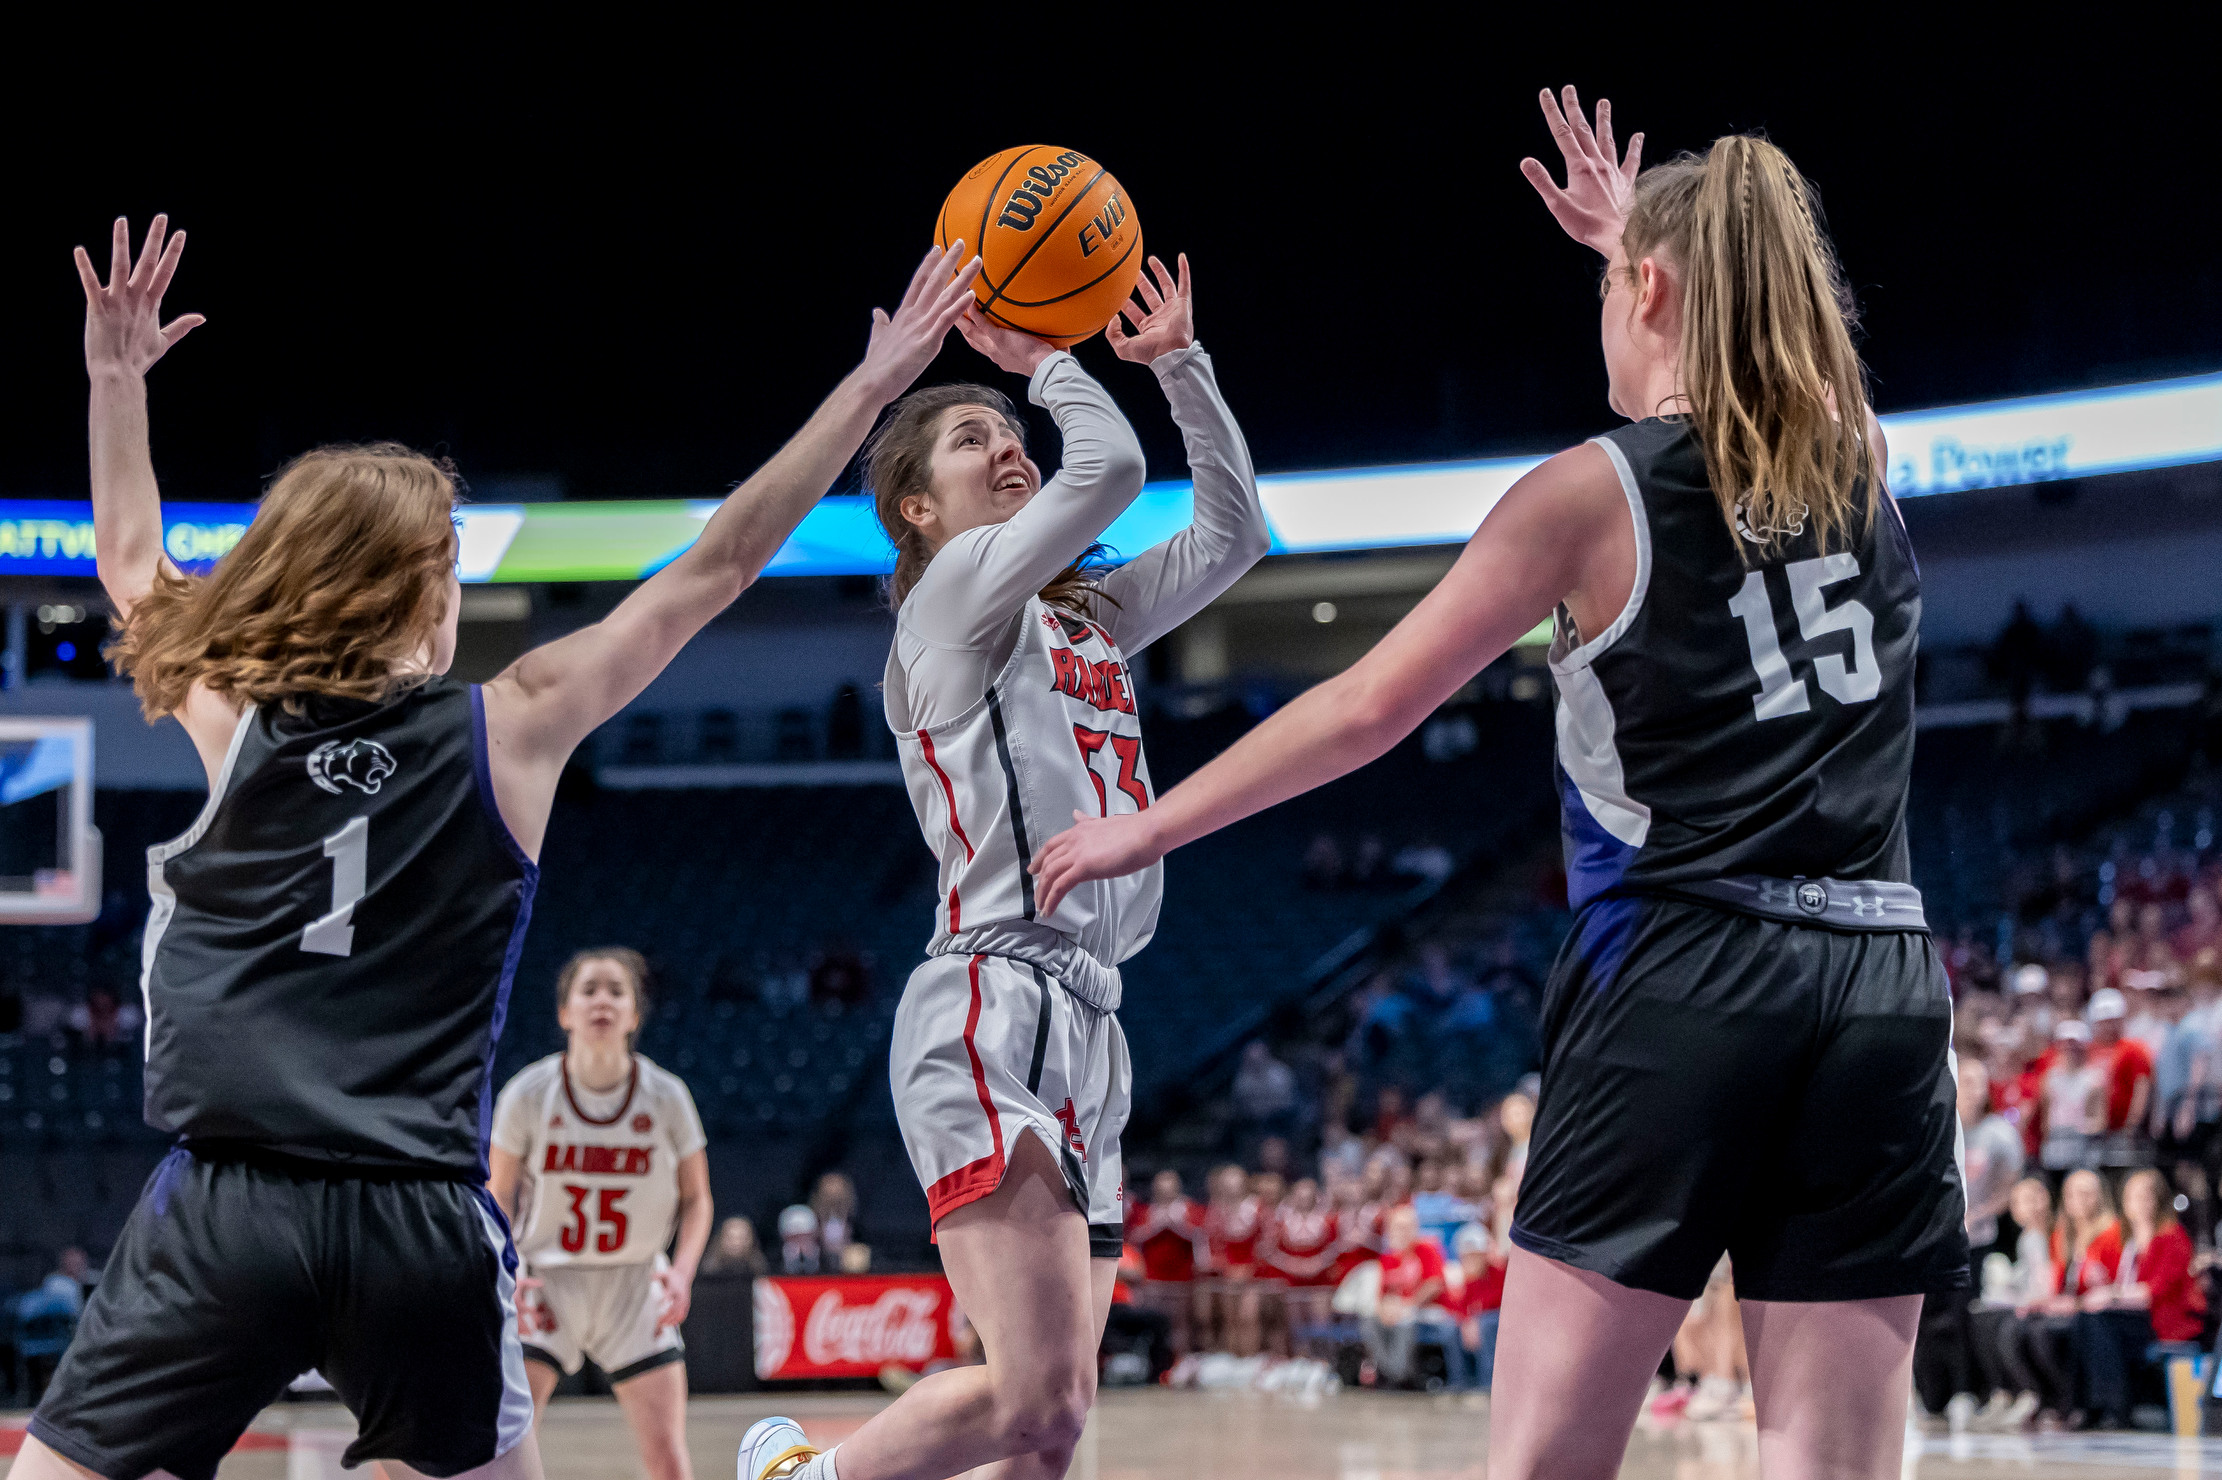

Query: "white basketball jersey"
left=491, top=1052, right=707, bottom=1269
left=897, top=596, right=1161, bottom=1003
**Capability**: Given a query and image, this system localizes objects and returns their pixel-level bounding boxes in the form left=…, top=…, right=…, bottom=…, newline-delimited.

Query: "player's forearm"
left=1137, top=664, right=1408, bottom=860
left=671, top=1189, right=714, bottom=1282
left=87, top=367, right=167, bottom=610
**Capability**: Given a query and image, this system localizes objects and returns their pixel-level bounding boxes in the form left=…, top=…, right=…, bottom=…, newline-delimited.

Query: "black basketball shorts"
left=1509, top=893, right=1971, bottom=1303
left=31, top=1146, right=534, bottom=1480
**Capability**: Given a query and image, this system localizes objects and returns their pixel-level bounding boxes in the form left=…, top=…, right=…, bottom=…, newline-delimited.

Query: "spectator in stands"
left=65, top=988, right=140, bottom=1052
left=809, top=1172, right=857, bottom=1262
left=2156, top=952, right=2221, bottom=1236
left=2039, top=1021, right=2104, bottom=1174
left=1362, top=1206, right=1446, bottom=1388
left=1998, top=1170, right=2120, bottom=1425
left=2087, top=989, right=2155, bottom=1153
left=2122, top=971, right=2175, bottom=1057
left=1200, top=1164, right=1265, bottom=1356
left=777, top=1204, right=821, bottom=1274
left=701, top=1216, right=769, bottom=1279
left=1231, top=1041, right=1298, bottom=1143
left=1962, top=1060, right=2025, bottom=1256
left=1409, top=1158, right=1473, bottom=1253
left=1101, top=1243, right=1174, bottom=1384
left=2173, top=883, right=2222, bottom=960
left=838, top=1243, right=873, bottom=1274
left=1126, top=1169, right=1206, bottom=1357
left=43, top=1248, right=95, bottom=1308
left=1967, top=1178, right=2058, bottom=1432
left=2075, top=1169, right=2208, bottom=1429
left=1259, top=1177, right=1339, bottom=1356
left=1496, top=1091, right=1534, bottom=1182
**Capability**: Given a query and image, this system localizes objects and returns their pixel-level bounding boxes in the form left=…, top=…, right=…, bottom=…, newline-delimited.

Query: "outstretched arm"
left=1031, top=444, right=1625, bottom=912
left=1092, top=256, right=1271, bottom=653
left=73, top=215, right=205, bottom=620
left=482, top=244, right=982, bottom=857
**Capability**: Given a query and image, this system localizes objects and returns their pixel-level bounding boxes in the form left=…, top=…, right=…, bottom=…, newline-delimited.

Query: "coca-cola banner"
left=753, top=1274, right=961, bottom=1380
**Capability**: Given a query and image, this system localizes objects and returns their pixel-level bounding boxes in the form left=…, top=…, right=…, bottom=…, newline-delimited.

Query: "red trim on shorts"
left=917, top=729, right=972, bottom=932
left=926, top=955, right=1006, bottom=1240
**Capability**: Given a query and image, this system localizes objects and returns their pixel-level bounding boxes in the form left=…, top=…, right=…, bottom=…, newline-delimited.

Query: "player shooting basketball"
left=743, top=254, right=1273, bottom=1480
left=16, top=218, right=982, bottom=1480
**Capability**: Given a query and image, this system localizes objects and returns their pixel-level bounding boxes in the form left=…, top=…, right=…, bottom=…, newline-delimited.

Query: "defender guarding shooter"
left=744, top=257, right=1268, bottom=1480
left=18, top=219, right=982, bottom=1480
left=491, top=949, right=710, bottom=1480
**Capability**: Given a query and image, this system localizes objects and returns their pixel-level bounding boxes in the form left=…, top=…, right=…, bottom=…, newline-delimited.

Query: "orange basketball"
left=936, top=145, right=1143, bottom=349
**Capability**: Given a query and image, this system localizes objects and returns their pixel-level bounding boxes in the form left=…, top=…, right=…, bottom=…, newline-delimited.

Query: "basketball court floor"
left=9, top=1391, right=2220, bottom=1479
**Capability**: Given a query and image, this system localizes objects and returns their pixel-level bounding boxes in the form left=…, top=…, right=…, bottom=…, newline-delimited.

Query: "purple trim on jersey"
left=1568, top=891, right=1644, bottom=996
left=473, top=1182, right=521, bottom=1277
left=470, top=685, right=540, bottom=1178
left=1556, top=762, right=1639, bottom=912
left=149, top=1144, right=191, bottom=1217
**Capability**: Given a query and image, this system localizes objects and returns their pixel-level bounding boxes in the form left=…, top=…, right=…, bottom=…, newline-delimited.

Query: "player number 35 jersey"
left=492, top=1052, right=706, bottom=1268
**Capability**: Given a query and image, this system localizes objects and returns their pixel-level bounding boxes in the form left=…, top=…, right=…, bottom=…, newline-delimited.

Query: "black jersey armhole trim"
left=470, top=685, right=538, bottom=879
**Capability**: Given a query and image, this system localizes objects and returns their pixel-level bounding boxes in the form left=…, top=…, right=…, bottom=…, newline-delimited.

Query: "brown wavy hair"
left=1619, top=135, right=1878, bottom=561
left=110, top=443, right=460, bottom=718
left=865, top=383, right=1110, bottom=614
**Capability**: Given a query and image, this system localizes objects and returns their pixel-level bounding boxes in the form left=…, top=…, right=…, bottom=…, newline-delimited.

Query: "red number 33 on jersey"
left=560, top=1184, right=631, bottom=1255
left=1072, top=725, right=1149, bottom=816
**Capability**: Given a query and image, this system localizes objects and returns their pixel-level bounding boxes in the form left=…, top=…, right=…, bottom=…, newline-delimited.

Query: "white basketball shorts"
left=519, top=1253, right=683, bottom=1382
left=891, top=951, right=1130, bottom=1256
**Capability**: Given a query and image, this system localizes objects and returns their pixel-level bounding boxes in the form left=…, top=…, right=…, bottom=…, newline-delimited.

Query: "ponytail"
left=866, top=383, right=1111, bottom=615
left=1620, top=135, right=1877, bottom=560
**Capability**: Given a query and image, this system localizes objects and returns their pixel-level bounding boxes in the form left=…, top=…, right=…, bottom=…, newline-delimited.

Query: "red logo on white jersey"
left=632, top=1113, right=653, bottom=1134
left=549, top=1115, right=564, bottom=1129
left=543, top=1144, right=654, bottom=1175
left=1053, top=1098, right=1087, bottom=1159
left=1048, top=648, right=1135, bottom=715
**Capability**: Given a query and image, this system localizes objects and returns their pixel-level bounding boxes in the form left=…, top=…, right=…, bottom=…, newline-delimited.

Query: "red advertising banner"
left=753, top=1274, right=961, bottom=1380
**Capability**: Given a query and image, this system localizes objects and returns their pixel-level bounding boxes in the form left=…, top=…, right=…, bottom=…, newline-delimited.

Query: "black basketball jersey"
left=1552, top=417, right=1920, bottom=914
left=140, top=676, right=536, bottom=1176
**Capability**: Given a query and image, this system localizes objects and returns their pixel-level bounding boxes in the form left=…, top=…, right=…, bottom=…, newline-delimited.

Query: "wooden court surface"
left=8, top=1390, right=2222, bottom=1478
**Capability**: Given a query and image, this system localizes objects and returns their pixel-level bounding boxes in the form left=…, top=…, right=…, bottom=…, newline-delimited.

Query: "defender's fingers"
left=1104, top=313, right=1131, bottom=348
left=1595, top=99, right=1617, bottom=164
left=1622, top=131, right=1644, bottom=181
left=160, top=313, right=206, bottom=346
left=1176, top=252, right=1193, bottom=298
left=1539, top=88, right=1576, bottom=157
left=147, top=230, right=189, bottom=301
left=900, top=242, right=947, bottom=307
left=1133, top=269, right=1165, bottom=312
left=73, top=246, right=103, bottom=301
left=108, top=217, right=131, bottom=291
left=1562, top=86, right=1597, bottom=154
left=1519, top=157, right=1570, bottom=201
left=131, top=214, right=168, bottom=287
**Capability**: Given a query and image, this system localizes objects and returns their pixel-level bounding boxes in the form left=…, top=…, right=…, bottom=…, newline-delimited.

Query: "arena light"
left=0, top=372, right=2214, bottom=583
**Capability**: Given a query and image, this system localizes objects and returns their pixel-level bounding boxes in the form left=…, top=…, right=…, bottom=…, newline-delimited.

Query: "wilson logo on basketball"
left=995, top=151, right=1089, bottom=230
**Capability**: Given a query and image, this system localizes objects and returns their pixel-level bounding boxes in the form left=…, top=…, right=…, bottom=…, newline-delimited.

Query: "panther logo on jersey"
left=1735, top=494, right=1808, bottom=546
left=307, top=738, right=398, bottom=795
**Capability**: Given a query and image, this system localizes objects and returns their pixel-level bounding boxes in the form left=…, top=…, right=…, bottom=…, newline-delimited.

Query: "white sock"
left=806, top=1444, right=841, bottom=1480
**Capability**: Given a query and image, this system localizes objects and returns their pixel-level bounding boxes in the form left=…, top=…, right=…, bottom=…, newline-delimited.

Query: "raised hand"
left=1105, top=253, right=1194, bottom=364
left=956, top=305, right=1060, bottom=379
left=1030, top=808, right=1164, bottom=915
left=74, top=215, right=204, bottom=379
left=1518, top=86, right=1643, bottom=256
left=859, top=242, right=984, bottom=401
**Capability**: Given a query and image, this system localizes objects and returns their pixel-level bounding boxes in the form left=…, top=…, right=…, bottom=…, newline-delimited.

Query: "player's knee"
left=991, top=1360, right=1093, bottom=1451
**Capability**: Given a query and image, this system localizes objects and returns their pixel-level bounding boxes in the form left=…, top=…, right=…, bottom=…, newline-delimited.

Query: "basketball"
left=936, top=145, right=1143, bottom=348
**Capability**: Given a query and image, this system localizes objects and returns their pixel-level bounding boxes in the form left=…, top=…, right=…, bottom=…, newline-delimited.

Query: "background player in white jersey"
left=743, top=259, right=1268, bottom=1480
left=490, top=949, right=709, bottom=1480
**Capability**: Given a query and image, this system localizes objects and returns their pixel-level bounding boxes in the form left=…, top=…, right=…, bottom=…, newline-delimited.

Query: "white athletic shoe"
left=1944, top=1392, right=1977, bottom=1434
left=1684, top=1375, right=1742, bottom=1422
left=739, top=1417, right=819, bottom=1480
left=1967, top=1392, right=2016, bottom=1431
